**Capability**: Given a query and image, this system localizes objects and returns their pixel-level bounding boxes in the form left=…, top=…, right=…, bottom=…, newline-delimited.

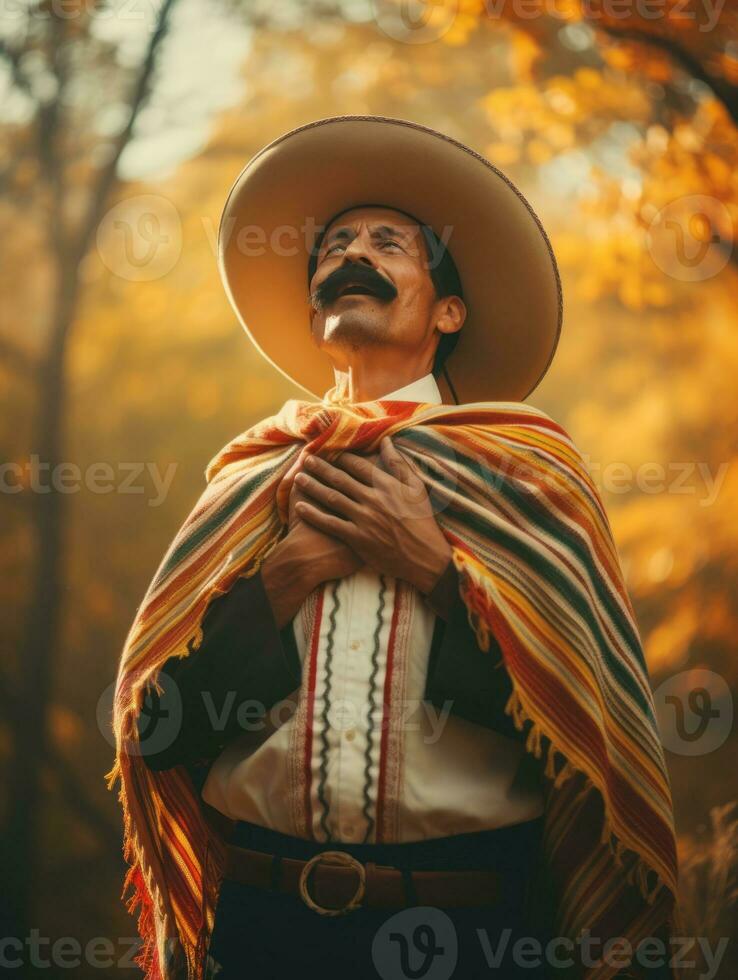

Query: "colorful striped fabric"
left=106, top=390, right=680, bottom=979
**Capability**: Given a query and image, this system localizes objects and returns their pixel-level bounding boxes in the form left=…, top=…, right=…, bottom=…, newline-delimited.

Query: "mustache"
left=310, top=263, right=398, bottom=310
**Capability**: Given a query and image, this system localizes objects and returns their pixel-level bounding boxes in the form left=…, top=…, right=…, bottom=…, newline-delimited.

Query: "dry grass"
left=677, top=802, right=738, bottom=977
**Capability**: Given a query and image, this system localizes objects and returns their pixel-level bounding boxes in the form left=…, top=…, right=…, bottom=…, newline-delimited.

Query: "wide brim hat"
left=217, top=115, right=563, bottom=404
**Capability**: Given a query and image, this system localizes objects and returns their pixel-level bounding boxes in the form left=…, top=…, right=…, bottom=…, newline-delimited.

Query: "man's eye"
left=324, top=239, right=400, bottom=256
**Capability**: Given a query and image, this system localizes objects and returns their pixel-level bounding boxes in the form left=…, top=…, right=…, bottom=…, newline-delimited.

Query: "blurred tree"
left=0, top=0, right=181, bottom=955
left=460, top=0, right=738, bottom=270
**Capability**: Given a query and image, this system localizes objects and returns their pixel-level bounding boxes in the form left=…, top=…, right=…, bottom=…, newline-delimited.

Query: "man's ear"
left=435, top=295, right=466, bottom=336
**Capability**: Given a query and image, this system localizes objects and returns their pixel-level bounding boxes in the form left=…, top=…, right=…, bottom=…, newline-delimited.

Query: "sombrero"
left=217, top=114, right=563, bottom=404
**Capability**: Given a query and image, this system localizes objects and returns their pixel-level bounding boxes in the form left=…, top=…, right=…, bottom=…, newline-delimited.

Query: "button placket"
left=329, top=574, right=354, bottom=840
left=337, top=572, right=377, bottom=842
left=360, top=573, right=393, bottom=844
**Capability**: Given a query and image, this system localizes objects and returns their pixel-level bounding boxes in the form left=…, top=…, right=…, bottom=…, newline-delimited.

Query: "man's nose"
left=341, top=232, right=377, bottom=266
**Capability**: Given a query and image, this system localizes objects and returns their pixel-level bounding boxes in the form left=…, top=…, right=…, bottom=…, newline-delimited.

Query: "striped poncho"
left=106, top=391, right=680, bottom=980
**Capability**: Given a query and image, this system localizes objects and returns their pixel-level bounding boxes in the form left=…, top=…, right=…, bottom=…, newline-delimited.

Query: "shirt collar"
left=378, top=373, right=443, bottom=404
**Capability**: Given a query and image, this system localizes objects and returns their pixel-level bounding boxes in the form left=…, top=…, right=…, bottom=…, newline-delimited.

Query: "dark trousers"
left=206, top=816, right=552, bottom=979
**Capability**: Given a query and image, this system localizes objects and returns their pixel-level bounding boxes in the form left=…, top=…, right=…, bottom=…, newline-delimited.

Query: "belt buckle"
left=299, top=850, right=366, bottom=916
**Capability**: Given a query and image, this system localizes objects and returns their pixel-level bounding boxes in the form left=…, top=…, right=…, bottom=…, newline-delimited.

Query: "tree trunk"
left=3, top=256, right=80, bottom=966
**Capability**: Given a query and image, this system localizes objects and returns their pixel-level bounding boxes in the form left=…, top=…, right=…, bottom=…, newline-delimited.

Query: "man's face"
left=307, top=205, right=447, bottom=366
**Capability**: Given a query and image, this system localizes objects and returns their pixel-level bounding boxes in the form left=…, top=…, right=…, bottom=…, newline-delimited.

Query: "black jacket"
left=137, top=559, right=524, bottom=772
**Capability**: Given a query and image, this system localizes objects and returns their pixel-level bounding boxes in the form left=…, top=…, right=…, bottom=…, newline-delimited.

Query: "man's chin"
left=321, top=311, right=391, bottom=346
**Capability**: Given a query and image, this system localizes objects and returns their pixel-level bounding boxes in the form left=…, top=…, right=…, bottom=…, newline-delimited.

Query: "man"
left=107, top=116, right=679, bottom=980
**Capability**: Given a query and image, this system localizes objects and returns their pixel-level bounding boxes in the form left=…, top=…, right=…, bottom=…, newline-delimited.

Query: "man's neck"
left=332, top=366, right=434, bottom=403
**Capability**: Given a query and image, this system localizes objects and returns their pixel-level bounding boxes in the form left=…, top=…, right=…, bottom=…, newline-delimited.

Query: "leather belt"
left=223, top=843, right=504, bottom=916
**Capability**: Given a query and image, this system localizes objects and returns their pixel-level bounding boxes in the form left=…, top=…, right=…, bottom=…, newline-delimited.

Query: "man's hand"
left=260, top=450, right=365, bottom=629
left=286, top=457, right=363, bottom=583
left=294, top=435, right=453, bottom=595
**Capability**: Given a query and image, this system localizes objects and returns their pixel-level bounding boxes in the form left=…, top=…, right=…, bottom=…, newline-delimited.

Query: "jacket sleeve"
left=137, top=570, right=302, bottom=772
left=423, top=559, right=526, bottom=743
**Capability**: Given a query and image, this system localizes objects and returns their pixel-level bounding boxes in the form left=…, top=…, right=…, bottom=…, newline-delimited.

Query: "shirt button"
left=349, top=640, right=361, bottom=651
left=342, top=824, right=356, bottom=839
left=345, top=729, right=356, bottom=742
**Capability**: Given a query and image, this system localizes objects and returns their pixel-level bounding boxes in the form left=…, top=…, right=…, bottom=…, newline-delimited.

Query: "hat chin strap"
left=443, top=365, right=460, bottom=405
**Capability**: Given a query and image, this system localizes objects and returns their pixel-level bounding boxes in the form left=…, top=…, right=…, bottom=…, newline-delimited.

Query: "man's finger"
left=295, top=500, right=358, bottom=545
left=304, top=453, right=373, bottom=503
left=335, top=450, right=389, bottom=490
left=295, top=471, right=361, bottom=522
left=379, top=436, right=414, bottom=483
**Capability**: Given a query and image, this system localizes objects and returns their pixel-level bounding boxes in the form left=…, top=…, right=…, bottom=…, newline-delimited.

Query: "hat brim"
left=218, top=115, right=563, bottom=404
